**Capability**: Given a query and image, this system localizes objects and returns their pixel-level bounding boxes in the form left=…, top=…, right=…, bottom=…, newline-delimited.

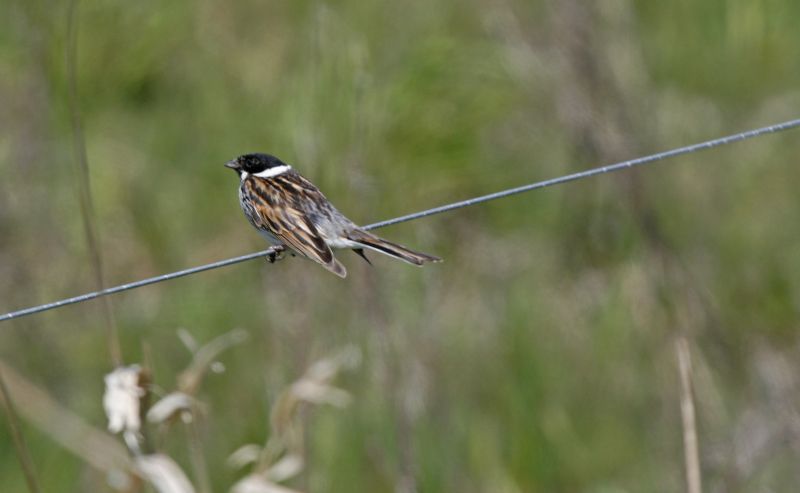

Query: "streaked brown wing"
left=242, top=174, right=335, bottom=267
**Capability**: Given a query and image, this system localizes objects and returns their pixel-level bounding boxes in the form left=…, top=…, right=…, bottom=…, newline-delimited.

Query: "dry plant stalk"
left=105, top=328, right=251, bottom=493
left=66, top=0, right=121, bottom=367
left=1, top=329, right=356, bottom=493
left=0, top=367, right=42, bottom=493
left=229, top=345, right=361, bottom=493
left=676, top=336, right=702, bottom=493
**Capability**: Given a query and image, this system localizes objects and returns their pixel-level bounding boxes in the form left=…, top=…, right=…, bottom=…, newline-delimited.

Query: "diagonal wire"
left=1, top=118, right=800, bottom=323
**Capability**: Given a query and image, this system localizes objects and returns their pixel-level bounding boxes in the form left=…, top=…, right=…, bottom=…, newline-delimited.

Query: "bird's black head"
left=225, top=153, right=288, bottom=175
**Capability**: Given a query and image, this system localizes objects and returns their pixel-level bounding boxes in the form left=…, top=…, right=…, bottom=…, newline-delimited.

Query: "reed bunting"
left=225, top=153, right=441, bottom=278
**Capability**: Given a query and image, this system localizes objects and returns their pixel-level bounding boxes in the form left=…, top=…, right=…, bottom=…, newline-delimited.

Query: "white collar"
left=253, top=164, right=292, bottom=178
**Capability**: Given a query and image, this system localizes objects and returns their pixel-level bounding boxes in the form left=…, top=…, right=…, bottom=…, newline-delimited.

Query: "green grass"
left=2, top=0, right=800, bottom=491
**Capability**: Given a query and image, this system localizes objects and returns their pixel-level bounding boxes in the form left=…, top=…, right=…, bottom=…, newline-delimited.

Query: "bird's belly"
left=326, top=237, right=360, bottom=249
left=257, top=229, right=281, bottom=246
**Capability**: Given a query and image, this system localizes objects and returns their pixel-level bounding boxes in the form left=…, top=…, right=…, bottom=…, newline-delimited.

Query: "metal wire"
left=2, top=118, right=800, bottom=323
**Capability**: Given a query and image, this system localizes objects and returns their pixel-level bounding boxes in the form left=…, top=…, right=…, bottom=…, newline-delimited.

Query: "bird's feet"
left=266, top=245, right=286, bottom=263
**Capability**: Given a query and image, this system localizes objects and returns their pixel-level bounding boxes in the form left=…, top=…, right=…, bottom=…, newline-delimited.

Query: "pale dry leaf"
left=304, top=345, right=360, bottom=383
left=179, top=329, right=249, bottom=394
left=231, top=474, right=303, bottom=493
left=147, top=392, right=194, bottom=424
left=265, top=454, right=304, bottom=483
left=136, top=453, right=196, bottom=493
left=0, top=359, right=134, bottom=474
left=290, top=380, right=351, bottom=408
left=227, top=444, right=263, bottom=470
left=106, top=468, right=136, bottom=491
left=177, top=328, right=200, bottom=353
left=269, top=346, right=359, bottom=442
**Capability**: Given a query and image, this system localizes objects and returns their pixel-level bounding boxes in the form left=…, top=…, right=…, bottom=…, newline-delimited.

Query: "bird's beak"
left=224, top=160, right=239, bottom=170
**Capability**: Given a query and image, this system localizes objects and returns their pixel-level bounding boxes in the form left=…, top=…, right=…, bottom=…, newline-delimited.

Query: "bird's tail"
left=324, top=258, right=348, bottom=278
left=346, top=230, right=441, bottom=266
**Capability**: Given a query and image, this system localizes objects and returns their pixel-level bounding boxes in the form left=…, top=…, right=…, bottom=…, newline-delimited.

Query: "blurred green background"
left=2, top=0, right=800, bottom=491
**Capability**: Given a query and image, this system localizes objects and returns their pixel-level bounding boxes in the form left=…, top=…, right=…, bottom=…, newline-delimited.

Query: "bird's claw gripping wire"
left=265, top=246, right=286, bottom=263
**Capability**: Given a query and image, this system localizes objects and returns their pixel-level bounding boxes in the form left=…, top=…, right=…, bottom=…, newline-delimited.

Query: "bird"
left=225, top=153, right=441, bottom=278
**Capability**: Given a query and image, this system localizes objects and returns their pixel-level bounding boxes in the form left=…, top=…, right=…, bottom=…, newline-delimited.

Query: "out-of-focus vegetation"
left=2, top=0, right=800, bottom=491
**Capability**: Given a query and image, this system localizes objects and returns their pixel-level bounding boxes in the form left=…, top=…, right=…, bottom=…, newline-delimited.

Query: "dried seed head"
left=103, top=365, right=146, bottom=435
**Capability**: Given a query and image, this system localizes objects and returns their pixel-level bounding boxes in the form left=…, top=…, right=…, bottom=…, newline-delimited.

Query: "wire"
left=366, top=118, right=800, bottom=229
left=2, top=118, right=800, bottom=323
